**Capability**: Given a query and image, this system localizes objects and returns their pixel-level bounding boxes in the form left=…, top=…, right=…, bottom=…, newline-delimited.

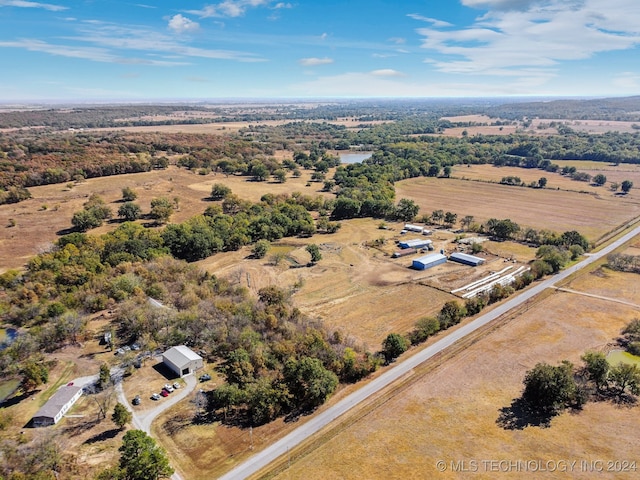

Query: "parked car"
left=132, top=395, right=141, bottom=405
left=173, top=382, right=180, bottom=389
left=163, top=384, right=174, bottom=393
left=151, top=393, right=160, bottom=400
left=160, top=390, right=169, bottom=397
left=199, top=374, right=211, bottom=382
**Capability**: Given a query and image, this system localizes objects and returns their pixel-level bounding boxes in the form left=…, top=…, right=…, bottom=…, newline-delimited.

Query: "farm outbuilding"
left=398, top=239, right=433, bottom=250
left=163, top=345, right=204, bottom=378
left=412, top=253, right=447, bottom=270
left=32, top=385, right=83, bottom=427
left=392, top=248, right=417, bottom=258
left=449, top=252, right=485, bottom=266
left=404, top=224, right=424, bottom=233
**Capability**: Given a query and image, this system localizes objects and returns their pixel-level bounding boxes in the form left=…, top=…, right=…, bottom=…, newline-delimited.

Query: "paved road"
left=220, top=224, right=640, bottom=480
left=117, top=373, right=197, bottom=480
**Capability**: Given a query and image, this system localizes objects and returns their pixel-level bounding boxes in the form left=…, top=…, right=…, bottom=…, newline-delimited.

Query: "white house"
left=32, top=385, right=83, bottom=427
left=162, top=345, right=204, bottom=377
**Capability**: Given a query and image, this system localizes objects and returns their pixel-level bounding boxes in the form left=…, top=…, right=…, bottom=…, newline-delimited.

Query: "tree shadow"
left=56, top=226, right=77, bottom=236
left=84, top=428, right=121, bottom=444
left=1, top=388, right=37, bottom=409
left=496, top=397, right=556, bottom=430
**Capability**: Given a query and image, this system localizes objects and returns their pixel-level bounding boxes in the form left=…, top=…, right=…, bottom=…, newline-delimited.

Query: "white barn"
left=32, top=385, right=83, bottom=427
left=162, top=345, right=204, bottom=377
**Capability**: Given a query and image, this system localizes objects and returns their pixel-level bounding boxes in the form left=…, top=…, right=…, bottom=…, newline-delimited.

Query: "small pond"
left=339, top=152, right=373, bottom=164
left=606, top=350, right=640, bottom=367
left=0, top=327, right=17, bottom=350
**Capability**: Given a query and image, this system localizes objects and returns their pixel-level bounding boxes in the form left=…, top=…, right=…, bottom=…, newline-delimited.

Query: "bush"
left=410, top=317, right=440, bottom=345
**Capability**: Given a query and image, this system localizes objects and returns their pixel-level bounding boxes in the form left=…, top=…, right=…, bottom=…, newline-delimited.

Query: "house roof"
left=450, top=252, right=485, bottom=264
left=163, top=345, right=202, bottom=367
left=33, top=386, right=82, bottom=419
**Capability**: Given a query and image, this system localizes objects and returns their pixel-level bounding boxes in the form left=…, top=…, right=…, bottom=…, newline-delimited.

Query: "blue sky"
left=0, top=0, right=639, bottom=101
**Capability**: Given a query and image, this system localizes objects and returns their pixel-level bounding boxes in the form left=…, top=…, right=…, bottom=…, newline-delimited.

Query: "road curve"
left=219, top=224, right=640, bottom=480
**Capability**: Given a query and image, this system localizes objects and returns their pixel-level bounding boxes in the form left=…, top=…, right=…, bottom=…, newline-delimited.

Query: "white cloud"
left=67, top=23, right=266, bottom=63
left=407, top=13, right=453, bottom=28
left=388, top=37, right=406, bottom=45
left=187, top=0, right=270, bottom=18
left=613, top=72, right=640, bottom=89
left=168, top=14, right=200, bottom=34
left=461, top=0, right=539, bottom=11
left=299, top=57, right=334, bottom=66
left=0, top=0, right=67, bottom=11
left=370, top=69, right=405, bottom=77
left=273, top=2, right=292, bottom=9
left=418, top=0, right=640, bottom=79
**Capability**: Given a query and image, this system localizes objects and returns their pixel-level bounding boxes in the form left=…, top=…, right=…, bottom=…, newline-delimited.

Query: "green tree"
left=210, top=183, right=232, bottom=200
left=284, top=357, right=338, bottom=410
left=118, top=430, right=174, bottom=480
left=99, top=363, right=111, bottom=390
left=21, top=360, right=49, bottom=392
left=438, top=300, right=467, bottom=329
left=581, top=351, right=609, bottom=391
left=608, top=363, right=640, bottom=398
left=621, top=180, right=633, bottom=193
left=71, top=209, right=102, bottom=232
left=431, top=209, right=444, bottom=225
left=118, top=202, right=142, bottom=222
left=149, top=197, right=174, bottom=224
left=461, top=215, right=474, bottom=230
left=112, top=402, right=132, bottom=430
left=522, top=361, right=577, bottom=414
left=538, top=177, right=547, bottom=188
left=251, top=163, right=269, bottom=182
left=486, top=218, right=520, bottom=240
left=382, top=333, right=409, bottom=363
left=410, top=317, right=440, bottom=345
left=122, top=187, right=138, bottom=202
left=444, top=211, right=457, bottom=227
left=536, top=245, right=571, bottom=273
left=394, top=199, right=419, bottom=222
left=273, top=169, right=287, bottom=183
left=593, top=174, right=607, bottom=186
left=306, top=244, right=322, bottom=264
left=252, top=239, right=270, bottom=259
left=443, top=165, right=452, bottom=177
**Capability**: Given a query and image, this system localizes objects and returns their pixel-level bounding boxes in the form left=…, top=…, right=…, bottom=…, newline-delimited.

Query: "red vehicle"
left=160, top=390, right=169, bottom=397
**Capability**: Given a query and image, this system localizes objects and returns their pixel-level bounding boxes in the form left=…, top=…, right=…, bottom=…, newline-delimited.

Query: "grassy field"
left=396, top=176, right=640, bottom=242
left=450, top=163, right=640, bottom=195
left=267, top=250, right=640, bottom=480
left=0, top=165, right=331, bottom=272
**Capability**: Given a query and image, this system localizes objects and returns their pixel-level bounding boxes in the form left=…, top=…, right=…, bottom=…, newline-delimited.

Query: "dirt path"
left=552, top=287, right=640, bottom=309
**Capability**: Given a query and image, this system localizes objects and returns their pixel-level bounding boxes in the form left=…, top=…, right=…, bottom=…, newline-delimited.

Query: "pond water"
left=606, top=350, right=640, bottom=367
left=339, top=152, right=373, bottom=164
left=0, top=328, right=17, bottom=350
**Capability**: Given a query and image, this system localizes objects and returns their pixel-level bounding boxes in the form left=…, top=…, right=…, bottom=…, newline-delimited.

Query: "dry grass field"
left=395, top=176, right=640, bottom=242
left=450, top=163, right=640, bottom=195
left=0, top=165, right=330, bottom=273
left=268, top=259, right=640, bottom=480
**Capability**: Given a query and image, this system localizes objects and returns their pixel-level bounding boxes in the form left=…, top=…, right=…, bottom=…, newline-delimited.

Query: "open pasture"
left=451, top=163, right=640, bottom=195
left=0, top=165, right=331, bottom=272
left=396, top=176, right=640, bottom=241
left=271, top=267, right=640, bottom=480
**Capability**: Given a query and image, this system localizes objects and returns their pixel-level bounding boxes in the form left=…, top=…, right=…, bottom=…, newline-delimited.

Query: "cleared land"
left=269, top=260, right=640, bottom=480
left=450, top=163, right=640, bottom=196
left=396, top=176, right=640, bottom=241
left=0, top=165, right=331, bottom=273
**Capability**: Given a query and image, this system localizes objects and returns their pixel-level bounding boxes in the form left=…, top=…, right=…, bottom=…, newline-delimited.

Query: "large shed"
left=32, top=385, right=83, bottom=427
left=412, top=253, right=447, bottom=270
left=163, top=345, right=204, bottom=378
left=450, top=252, right=485, bottom=266
left=398, top=239, right=433, bottom=250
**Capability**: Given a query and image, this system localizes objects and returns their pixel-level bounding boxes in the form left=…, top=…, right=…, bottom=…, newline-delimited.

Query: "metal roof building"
left=412, top=253, right=447, bottom=270
left=398, top=239, right=433, bottom=250
left=32, top=385, right=83, bottom=427
left=163, top=345, right=204, bottom=378
left=449, top=252, right=485, bottom=266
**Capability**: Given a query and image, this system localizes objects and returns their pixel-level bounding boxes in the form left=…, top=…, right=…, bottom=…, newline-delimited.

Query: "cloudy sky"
left=0, top=0, right=639, bottom=101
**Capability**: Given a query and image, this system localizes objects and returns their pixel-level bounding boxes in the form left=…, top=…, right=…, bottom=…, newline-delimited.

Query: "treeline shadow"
left=496, top=397, right=556, bottom=430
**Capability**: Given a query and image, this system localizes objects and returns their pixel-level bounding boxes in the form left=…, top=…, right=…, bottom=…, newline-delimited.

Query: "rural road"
left=219, top=224, right=640, bottom=480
